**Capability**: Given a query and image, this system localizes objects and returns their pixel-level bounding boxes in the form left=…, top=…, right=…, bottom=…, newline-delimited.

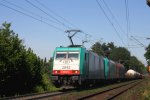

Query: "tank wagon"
left=125, top=69, right=142, bottom=79
left=51, top=46, right=127, bottom=87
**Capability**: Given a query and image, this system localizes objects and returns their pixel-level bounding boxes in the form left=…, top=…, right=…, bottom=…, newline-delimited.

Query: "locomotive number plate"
left=62, top=66, right=70, bottom=69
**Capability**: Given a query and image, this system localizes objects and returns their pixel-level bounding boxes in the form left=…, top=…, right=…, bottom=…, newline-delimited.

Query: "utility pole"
left=65, top=29, right=81, bottom=46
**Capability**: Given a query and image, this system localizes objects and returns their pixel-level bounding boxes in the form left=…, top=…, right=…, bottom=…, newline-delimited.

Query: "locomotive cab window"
left=55, top=52, right=67, bottom=59
left=68, top=52, right=79, bottom=59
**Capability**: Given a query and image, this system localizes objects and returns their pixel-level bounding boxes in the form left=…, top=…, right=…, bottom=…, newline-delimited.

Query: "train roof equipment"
left=65, top=29, right=82, bottom=46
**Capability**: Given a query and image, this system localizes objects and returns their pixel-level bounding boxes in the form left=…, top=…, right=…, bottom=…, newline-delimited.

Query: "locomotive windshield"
left=55, top=52, right=79, bottom=59
left=55, top=52, right=67, bottom=59
left=68, top=53, right=79, bottom=59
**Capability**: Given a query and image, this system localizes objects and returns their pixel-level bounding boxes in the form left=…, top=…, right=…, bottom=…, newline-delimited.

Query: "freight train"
left=51, top=46, right=141, bottom=87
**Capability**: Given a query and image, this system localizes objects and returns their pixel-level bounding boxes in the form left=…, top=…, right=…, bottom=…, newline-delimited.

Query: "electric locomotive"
left=51, top=46, right=86, bottom=87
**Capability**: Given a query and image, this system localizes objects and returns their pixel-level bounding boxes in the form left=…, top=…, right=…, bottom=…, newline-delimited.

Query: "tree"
left=109, top=47, right=131, bottom=69
left=106, top=42, right=116, bottom=50
left=0, top=22, right=27, bottom=96
left=129, top=56, right=145, bottom=73
left=102, top=42, right=116, bottom=57
left=91, top=42, right=116, bottom=57
left=0, top=22, right=52, bottom=97
left=91, top=42, right=104, bottom=56
left=144, top=44, right=150, bottom=65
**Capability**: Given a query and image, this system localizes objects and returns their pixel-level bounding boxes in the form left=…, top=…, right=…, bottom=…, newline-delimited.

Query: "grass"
left=116, top=76, right=150, bottom=100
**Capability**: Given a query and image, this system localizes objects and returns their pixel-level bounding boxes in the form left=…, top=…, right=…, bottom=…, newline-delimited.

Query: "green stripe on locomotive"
left=79, top=47, right=86, bottom=75
left=53, top=47, right=86, bottom=75
left=103, top=57, right=109, bottom=79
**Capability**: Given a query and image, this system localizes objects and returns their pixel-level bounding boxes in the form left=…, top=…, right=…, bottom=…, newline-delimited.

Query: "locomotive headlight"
left=75, top=71, right=78, bottom=73
left=55, top=71, right=58, bottom=73
left=73, top=70, right=80, bottom=74
left=52, top=70, right=60, bottom=74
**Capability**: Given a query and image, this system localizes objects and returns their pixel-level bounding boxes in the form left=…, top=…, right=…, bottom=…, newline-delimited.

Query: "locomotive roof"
left=55, top=46, right=86, bottom=52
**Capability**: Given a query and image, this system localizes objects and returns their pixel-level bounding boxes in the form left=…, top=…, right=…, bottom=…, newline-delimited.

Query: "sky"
left=0, top=0, right=150, bottom=65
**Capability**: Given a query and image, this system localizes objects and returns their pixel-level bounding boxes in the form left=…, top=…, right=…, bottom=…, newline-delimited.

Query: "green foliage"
left=106, top=42, right=116, bottom=50
left=48, top=58, right=53, bottom=76
left=130, top=56, right=145, bottom=73
left=33, top=74, right=58, bottom=93
left=144, top=44, right=150, bottom=65
left=41, top=74, right=51, bottom=90
left=41, top=74, right=57, bottom=91
left=91, top=42, right=116, bottom=57
left=109, top=47, right=130, bottom=61
left=91, top=42, right=104, bottom=56
left=33, top=86, right=44, bottom=93
left=0, top=22, right=53, bottom=97
left=109, top=47, right=131, bottom=69
left=0, top=22, right=27, bottom=96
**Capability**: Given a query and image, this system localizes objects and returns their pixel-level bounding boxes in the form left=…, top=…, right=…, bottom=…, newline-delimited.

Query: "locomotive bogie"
left=52, top=75, right=81, bottom=87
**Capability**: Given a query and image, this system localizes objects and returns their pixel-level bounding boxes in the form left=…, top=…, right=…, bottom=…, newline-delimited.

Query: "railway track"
left=78, top=80, right=142, bottom=100
left=1, top=88, right=75, bottom=100
left=1, top=80, right=142, bottom=100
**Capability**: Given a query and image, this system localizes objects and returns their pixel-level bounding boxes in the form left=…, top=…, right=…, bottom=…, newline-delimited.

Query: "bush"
left=41, top=74, right=58, bottom=91
left=33, top=86, right=44, bottom=93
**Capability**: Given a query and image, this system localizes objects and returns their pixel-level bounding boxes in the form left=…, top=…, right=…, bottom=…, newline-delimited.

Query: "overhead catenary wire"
left=0, top=2, right=64, bottom=32
left=34, top=0, right=78, bottom=29
left=131, top=36, right=150, bottom=40
left=25, top=0, right=71, bottom=29
left=28, top=0, right=104, bottom=46
left=25, top=0, right=95, bottom=44
left=1, top=0, right=103, bottom=47
left=131, top=36, right=146, bottom=48
left=3, top=0, right=60, bottom=24
left=125, top=0, right=135, bottom=51
left=96, top=0, right=125, bottom=46
left=2, top=0, right=89, bottom=37
left=125, top=0, right=130, bottom=37
left=102, top=0, right=126, bottom=35
left=0, top=1, right=91, bottom=46
left=35, top=0, right=100, bottom=43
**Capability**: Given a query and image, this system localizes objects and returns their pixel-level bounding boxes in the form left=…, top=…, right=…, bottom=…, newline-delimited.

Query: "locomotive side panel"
left=120, top=65, right=125, bottom=79
left=99, top=56, right=105, bottom=79
left=109, top=60, right=116, bottom=79
left=88, top=52, right=104, bottom=79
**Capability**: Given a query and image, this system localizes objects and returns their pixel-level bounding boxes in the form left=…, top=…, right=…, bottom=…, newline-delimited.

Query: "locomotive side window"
left=56, top=53, right=67, bottom=59
left=68, top=53, right=79, bottom=59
